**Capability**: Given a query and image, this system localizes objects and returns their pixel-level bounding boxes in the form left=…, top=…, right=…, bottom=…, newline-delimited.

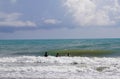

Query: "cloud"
left=43, top=19, right=61, bottom=24
left=64, top=0, right=120, bottom=26
left=0, top=21, right=36, bottom=27
left=0, top=12, right=36, bottom=27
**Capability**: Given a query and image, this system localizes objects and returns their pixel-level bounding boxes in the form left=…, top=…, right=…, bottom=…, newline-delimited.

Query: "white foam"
left=0, top=56, right=120, bottom=79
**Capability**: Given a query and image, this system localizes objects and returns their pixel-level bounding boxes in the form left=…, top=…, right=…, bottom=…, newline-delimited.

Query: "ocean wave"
left=0, top=56, right=120, bottom=79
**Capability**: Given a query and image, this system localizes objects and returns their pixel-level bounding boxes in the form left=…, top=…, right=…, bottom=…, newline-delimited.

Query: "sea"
left=0, top=39, right=120, bottom=79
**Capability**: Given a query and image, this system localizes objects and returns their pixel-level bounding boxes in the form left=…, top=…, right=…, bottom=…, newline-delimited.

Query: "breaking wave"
left=0, top=56, right=120, bottom=79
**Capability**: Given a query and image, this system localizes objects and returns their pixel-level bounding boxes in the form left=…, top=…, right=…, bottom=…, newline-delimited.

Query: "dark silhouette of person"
left=56, top=53, right=59, bottom=57
left=44, top=52, right=48, bottom=57
left=67, top=53, right=70, bottom=56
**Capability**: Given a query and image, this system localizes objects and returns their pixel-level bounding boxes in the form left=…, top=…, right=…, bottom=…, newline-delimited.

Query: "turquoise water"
left=0, top=39, right=120, bottom=57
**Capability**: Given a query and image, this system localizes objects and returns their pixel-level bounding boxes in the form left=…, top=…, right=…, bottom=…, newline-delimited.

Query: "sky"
left=0, top=0, right=120, bottom=39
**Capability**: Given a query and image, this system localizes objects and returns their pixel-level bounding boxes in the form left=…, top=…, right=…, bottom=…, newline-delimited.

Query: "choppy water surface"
left=0, top=56, right=120, bottom=79
left=0, top=39, right=120, bottom=79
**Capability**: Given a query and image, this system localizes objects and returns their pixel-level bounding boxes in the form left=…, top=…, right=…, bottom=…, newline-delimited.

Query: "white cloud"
left=64, top=0, right=120, bottom=26
left=43, top=19, right=61, bottom=24
left=0, top=21, right=36, bottom=27
left=0, top=12, right=36, bottom=27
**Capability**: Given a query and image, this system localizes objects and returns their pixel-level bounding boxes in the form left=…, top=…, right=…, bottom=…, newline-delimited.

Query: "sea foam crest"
left=0, top=56, right=120, bottom=79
